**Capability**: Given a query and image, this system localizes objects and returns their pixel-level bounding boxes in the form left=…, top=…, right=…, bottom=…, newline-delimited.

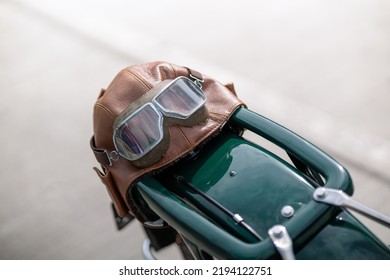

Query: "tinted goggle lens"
left=115, top=104, right=163, bottom=159
left=155, top=77, right=205, bottom=118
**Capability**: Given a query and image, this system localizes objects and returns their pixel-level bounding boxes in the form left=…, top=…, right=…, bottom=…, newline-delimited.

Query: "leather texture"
left=91, top=61, right=245, bottom=220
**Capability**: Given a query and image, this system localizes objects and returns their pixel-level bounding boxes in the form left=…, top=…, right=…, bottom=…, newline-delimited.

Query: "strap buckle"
left=90, top=136, right=119, bottom=167
left=106, top=150, right=119, bottom=166
left=187, top=67, right=204, bottom=89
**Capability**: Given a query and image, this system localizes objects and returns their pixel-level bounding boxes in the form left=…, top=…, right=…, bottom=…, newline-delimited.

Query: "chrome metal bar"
left=313, top=187, right=390, bottom=228
left=142, top=239, right=156, bottom=260
left=268, top=225, right=295, bottom=260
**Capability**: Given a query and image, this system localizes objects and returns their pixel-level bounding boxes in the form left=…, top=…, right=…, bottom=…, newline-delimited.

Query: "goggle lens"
left=155, top=78, right=205, bottom=118
left=115, top=104, right=162, bottom=159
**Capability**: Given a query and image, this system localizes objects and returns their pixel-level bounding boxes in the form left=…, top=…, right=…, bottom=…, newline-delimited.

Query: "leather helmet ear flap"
left=91, top=61, right=245, bottom=221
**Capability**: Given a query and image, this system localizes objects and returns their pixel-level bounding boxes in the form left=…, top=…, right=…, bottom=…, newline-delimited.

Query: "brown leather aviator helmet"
left=91, top=61, right=245, bottom=221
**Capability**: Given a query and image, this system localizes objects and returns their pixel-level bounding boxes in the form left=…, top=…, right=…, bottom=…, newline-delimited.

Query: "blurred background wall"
left=0, top=0, right=389, bottom=259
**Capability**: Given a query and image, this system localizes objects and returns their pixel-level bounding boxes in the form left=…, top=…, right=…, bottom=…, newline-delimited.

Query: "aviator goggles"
left=112, top=76, right=208, bottom=168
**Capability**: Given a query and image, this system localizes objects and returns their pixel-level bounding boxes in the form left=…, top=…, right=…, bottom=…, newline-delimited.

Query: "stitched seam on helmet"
left=124, top=69, right=152, bottom=91
left=209, top=102, right=243, bottom=116
left=176, top=125, right=193, bottom=148
left=167, top=63, right=178, bottom=78
left=95, top=102, right=115, bottom=119
left=209, top=111, right=227, bottom=118
left=160, top=67, right=167, bottom=81
left=208, top=113, right=222, bottom=122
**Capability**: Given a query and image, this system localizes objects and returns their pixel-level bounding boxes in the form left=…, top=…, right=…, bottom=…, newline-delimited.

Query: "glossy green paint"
left=297, top=211, right=390, bottom=259
left=134, top=107, right=390, bottom=259
left=159, top=132, right=314, bottom=241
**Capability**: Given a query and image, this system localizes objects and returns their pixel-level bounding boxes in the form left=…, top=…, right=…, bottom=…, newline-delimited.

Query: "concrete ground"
left=0, top=0, right=389, bottom=259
